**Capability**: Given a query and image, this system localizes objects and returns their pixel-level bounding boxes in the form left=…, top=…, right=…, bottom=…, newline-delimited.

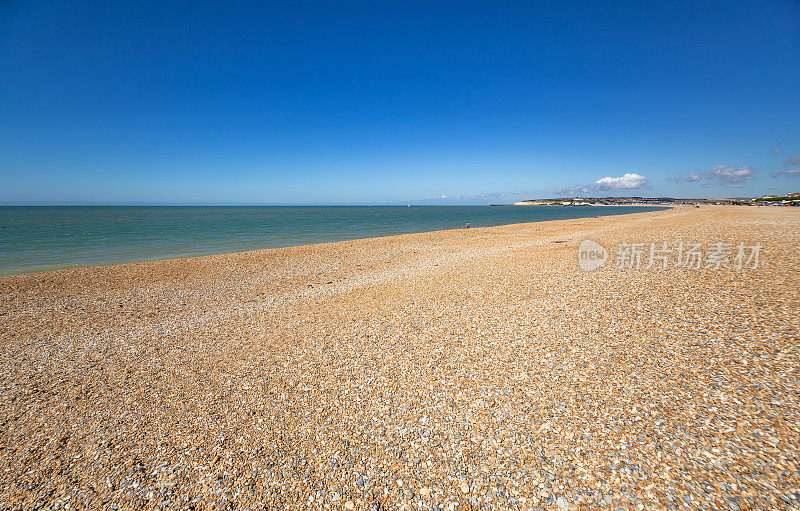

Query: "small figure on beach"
left=466, top=222, right=470, bottom=228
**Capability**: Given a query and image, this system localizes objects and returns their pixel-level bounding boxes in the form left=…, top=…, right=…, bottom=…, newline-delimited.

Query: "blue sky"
left=1, top=0, right=799, bottom=204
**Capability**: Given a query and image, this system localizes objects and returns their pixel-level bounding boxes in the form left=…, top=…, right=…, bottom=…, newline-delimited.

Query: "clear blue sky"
left=1, top=0, right=799, bottom=204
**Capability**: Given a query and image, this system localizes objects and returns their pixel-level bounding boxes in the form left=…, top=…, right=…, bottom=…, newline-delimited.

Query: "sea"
left=0, top=205, right=666, bottom=276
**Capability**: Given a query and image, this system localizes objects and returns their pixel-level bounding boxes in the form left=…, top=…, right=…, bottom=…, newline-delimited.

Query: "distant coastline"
left=488, top=194, right=800, bottom=207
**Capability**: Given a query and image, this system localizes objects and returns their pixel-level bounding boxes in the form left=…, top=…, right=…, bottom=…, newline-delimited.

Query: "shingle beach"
left=1, top=206, right=799, bottom=510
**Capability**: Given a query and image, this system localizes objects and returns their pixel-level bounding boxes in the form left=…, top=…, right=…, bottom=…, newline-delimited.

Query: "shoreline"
left=0, top=205, right=672, bottom=279
left=1, top=205, right=798, bottom=510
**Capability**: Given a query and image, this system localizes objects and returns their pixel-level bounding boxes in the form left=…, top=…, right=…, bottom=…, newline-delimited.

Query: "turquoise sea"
left=0, top=206, right=666, bottom=276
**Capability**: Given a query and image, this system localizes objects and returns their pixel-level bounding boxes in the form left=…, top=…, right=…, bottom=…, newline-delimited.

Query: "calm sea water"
left=0, top=206, right=666, bottom=276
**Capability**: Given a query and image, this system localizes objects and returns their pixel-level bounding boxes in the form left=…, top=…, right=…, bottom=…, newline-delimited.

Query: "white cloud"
left=671, top=172, right=702, bottom=182
left=707, top=165, right=758, bottom=184
left=593, top=172, right=649, bottom=190
left=771, top=168, right=800, bottom=178
left=558, top=172, right=649, bottom=195
left=769, top=155, right=800, bottom=177
left=669, top=165, right=757, bottom=186
left=782, top=154, right=800, bottom=166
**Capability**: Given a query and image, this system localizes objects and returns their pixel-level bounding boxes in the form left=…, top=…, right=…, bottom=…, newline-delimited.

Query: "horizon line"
left=0, top=196, right=762, bottom=207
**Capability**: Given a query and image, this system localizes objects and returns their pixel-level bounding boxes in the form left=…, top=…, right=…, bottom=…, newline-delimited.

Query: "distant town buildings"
left=502, top=193, right=800, bottom=207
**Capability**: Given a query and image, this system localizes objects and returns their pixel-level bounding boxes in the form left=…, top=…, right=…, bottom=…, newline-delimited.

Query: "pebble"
left=0, top=206, right=798, bottom=510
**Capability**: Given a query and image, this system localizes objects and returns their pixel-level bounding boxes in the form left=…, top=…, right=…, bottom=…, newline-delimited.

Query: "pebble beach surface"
left=1, top=206, right=799, bottom=510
